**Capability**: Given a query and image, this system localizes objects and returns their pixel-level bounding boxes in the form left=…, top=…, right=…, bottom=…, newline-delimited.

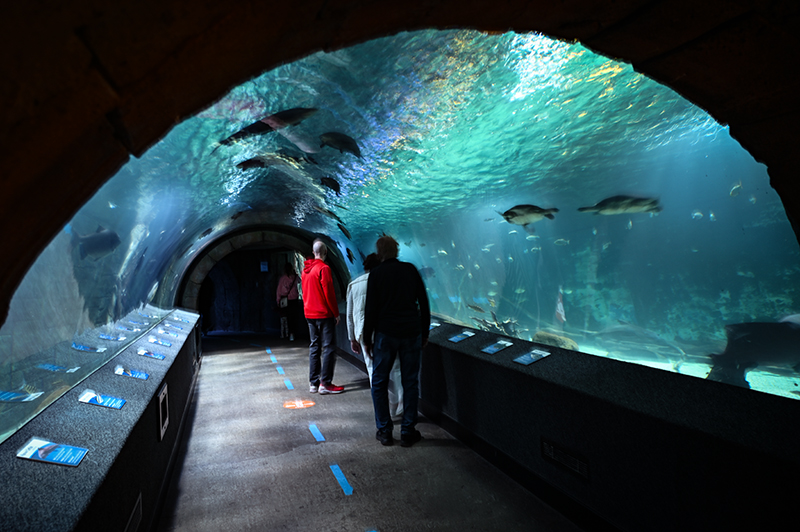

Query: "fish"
left=467, top=303, right=486, bottom=313
left=320, top=176, right=341, bottom=195
left=199, top=228, right=213, bottom=239
left=499, top=204, right=558, bottom=232
left=418, top=266, right=436, bottom=279
left=709, top=211, right=716, bottom=221
left=706, top=322, right=800, bottom=388
left=338, top=223, right=351, bottom=240
left=231, top=210, right=248, bottom=220
left=320, top=132, right=362, bottom=158
left=578, top=195, right=662, bottom=215
left=554, top=238, right=570, bottom=246
left=730, top=181, right=742, bottom=197
left=312, top=205, right=344, bottom=224
left=749, top=195, right=757, bottom=204
left=217, top=108, right=318, bottom=146
left=72, top=225, right=122, bottom=260
left=346, top=248, right=355, bottom=264
left=691, top=210, right=703, bottom=219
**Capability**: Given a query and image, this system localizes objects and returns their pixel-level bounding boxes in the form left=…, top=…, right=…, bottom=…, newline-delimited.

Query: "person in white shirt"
left=346, top=253, right=403, bottom=419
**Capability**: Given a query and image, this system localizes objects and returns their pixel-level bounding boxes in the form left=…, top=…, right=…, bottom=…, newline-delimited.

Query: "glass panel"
left=3, top=29, right=799, bottom=445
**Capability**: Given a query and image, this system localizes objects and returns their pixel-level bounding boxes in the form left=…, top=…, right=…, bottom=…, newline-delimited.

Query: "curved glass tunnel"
left=1, top=30, right=799, bottom=444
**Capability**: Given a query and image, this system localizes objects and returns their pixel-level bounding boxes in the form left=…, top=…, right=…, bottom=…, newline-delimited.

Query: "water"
left=1, top=29, right=799, bottom=444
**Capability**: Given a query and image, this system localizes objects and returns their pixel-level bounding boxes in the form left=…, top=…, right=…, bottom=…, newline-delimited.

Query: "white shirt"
left=346, top=272, right=369, bottom=343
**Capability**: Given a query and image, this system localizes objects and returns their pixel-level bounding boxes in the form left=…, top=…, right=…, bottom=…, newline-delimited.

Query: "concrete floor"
left=155, top=335, right=584, bottom=532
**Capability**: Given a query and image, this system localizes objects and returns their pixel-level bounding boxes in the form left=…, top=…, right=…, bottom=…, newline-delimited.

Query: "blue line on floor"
left=266, top=347, right=272, bottom=354
left=309, top=424, right=325, bottom=442
left=277, top=366, right=285, bottom=375
left=270, top=355, right=277, bottom=363
left=329, top=464, right=353, bottom=495
left=284, top=379, right=294, bottom=390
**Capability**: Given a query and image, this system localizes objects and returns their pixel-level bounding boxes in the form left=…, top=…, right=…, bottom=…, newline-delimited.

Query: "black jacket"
left=363, top=258, right=430, bottom=345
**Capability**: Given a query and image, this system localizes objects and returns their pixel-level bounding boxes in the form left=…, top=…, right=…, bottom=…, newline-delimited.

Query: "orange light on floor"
left=283, top=399, right=315, bottom=409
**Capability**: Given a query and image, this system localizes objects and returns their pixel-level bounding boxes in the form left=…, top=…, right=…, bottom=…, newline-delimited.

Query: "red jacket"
left=301, top=258, right=339, bottom=319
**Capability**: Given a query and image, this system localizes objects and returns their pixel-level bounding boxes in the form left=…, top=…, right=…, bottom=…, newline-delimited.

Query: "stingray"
left=706, top=322, right=800, bottom=388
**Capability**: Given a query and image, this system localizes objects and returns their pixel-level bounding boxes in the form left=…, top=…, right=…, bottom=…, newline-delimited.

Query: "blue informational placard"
left=16, top=437, right=88, bottom=467
left=149, top=336, right=172, bottom=347
left=79, top=389, right=126, bottom=409
left=71, top=342, right=107, bottom=353
left=114, top=365, right=149, bottom=380
left=448, top=330, right=476, bottom=343
left=138, top=348, right=165, bottom=360
left=481, top=339, right=513, bottom=354
left=513, top=349, right=551, bottom=366
left=0, top=389, right=44, bottom=402
left=36, top=364, right=80, bottom=373
left=99, top=333, right=126, bottom=341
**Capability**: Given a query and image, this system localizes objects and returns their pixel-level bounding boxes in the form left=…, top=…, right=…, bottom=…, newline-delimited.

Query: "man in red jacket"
left=301, top=239, right=344, bottom=395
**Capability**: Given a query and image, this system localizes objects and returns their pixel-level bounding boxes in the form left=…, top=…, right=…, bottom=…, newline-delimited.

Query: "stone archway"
left=2, top=2, right=798, bottom=323
left=176, top=228, right=348, bottom=311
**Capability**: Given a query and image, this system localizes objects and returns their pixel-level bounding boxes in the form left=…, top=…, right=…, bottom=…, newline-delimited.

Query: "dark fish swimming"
left=346, top=248, right=355, bottom=264
left=312, top=205, right=344, bottom=224
left=321, top=177, right=341, bottom=196
left=706, top=322, right=800, bottom=388
left=499, top=204, right=558, bottom=233
left=71, top=225, right=121, bottom=260
left=418, top=266, right=435, bottom=279
left=217, top=107, right=318, bottom=146
left=338, top=223, right=351, bottom=240
left=578, top=195, right=662, bottom=215
left=320, top=132, right=362, bottom=158
left=198, top=228, right=213, bottom=239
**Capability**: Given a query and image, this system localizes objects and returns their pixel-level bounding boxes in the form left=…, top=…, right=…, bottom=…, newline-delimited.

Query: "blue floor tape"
left=277, top=366, right=285, bottom=375
left=329, top=464, right=353, bottom=495
left=270, top=355, right=277, bottom=363
left=284, top=379, right=294, bottom=390
left=266, top=348, right=272, bottom=354
left=309, top=424, right=325, bottom=442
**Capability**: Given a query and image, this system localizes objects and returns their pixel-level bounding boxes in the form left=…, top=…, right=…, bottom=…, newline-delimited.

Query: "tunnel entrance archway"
left=176, top=226, right=349, bottom=326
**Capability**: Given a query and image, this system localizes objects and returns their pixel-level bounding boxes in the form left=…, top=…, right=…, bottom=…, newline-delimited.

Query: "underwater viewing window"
left=2, top=29, right=799, bottom=445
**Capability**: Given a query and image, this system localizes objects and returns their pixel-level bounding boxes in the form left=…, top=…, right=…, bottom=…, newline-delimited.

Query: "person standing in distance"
left=363, top=235, right=430, bottom=447
left=302, top=239, right=344, bottom=395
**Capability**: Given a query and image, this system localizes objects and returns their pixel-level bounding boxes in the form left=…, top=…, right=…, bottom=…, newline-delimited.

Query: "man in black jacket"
left=363, top=235, right=430, bottom=447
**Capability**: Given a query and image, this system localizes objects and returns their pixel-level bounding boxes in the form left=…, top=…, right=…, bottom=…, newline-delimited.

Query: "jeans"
left=371, top=331, right=421, bottom=434
left=307, top=317, right=337, bottom=386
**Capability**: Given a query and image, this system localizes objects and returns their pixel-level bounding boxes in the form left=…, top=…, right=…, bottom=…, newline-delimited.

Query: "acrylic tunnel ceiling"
left=10, top=29, right=800, bottom=399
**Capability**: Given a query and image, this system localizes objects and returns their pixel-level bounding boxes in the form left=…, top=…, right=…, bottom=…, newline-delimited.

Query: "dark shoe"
left=400, top=430, right=423, bottom=447
left=376, top=429, right=394, bottom=446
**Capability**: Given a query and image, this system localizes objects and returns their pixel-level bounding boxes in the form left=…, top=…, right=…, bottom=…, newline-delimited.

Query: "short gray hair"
left=312, top=239, right=327, bottom=258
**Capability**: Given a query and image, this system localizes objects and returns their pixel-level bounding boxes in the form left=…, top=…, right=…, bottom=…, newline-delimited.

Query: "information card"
left=78, top=389, right=126, bottom=409
left=513, top=349, right=551, bottom=366
left=448, top=330, right=476, bottom=343
left=481, top=339, right=513, bottom=354
left=115, top=365, right=149, bottom=380
left=16, top=437, right=88, bottom=467
left=138, top=348, right=165, bottom=360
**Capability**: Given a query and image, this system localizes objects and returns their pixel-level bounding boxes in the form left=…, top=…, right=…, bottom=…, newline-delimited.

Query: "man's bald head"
left=313, top=239, right=327, bottom=259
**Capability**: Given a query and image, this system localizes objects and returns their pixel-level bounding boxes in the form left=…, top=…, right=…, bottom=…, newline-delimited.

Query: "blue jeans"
left=307, top=318, right=337, bottom=385
left=371, top=332, right=422, bottom=434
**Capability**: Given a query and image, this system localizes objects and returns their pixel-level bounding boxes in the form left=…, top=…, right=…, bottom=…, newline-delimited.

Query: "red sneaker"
left=319, top=383, right=344, bottom=395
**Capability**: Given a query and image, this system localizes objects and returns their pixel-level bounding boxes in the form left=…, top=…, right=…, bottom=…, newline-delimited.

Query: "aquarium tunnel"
left=2, top=4, right=800, bottom=532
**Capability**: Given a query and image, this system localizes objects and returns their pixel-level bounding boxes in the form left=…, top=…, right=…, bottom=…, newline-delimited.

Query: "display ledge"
left=421, top=320, right=800, bottom=531
left=0, top=309, right=200, bottom=532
